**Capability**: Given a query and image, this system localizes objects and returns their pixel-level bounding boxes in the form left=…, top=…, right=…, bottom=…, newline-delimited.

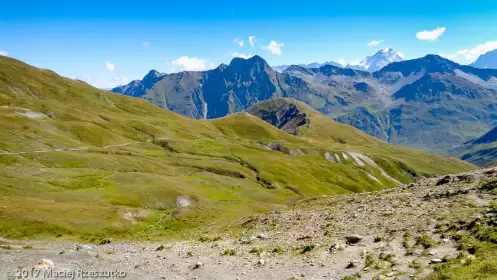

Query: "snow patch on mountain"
left=347, top=48, right=404, bottom=72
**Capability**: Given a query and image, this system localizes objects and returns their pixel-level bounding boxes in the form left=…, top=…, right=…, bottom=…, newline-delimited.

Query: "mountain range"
left=111, top=53, right=497, bottom=156
left=272, top=48, right=404, bottom=73
left=272, top=61, right=342, bottom=73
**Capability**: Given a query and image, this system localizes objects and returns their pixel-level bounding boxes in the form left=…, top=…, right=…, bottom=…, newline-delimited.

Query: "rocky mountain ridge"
left=111, top=54, right=497, bottom=154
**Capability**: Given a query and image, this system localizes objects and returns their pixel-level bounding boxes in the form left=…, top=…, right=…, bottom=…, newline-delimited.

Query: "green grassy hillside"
left=0, top=56, right=474, bottom=241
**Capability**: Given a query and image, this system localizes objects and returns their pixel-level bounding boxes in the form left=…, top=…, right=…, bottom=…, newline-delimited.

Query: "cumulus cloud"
left=435, top=41, right=497, bottom=62
left=142, top=41, right=150, bottom=48
left=456, top=41, right=497, bottom=60
left=338, top=59, right=346, bottom=66
left=262, top=40, right=284, bottom=56
left=416, top=27, right=446, bottom=41
left=367, top=40, right=383, bottom=47
left=0, top=50, right=8, bottom=56
left=233, top=38, right=244, bottom=47
left=171, top=56, right=209, bottom=71
left=248, top=36, right=256, bottom=47
left=105, top=61, right=116, bottom=71
left=231, top=52, right=253, bottom=59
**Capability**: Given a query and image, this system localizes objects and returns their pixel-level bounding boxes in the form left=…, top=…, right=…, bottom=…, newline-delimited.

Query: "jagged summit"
left=143, top=69, right=164, bottom=79
left=348, top=48, right=404, bottom=72
left=111, top=69, right=166, bottom=97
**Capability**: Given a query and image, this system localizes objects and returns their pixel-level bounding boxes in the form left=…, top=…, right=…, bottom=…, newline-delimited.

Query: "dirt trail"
left=0, top=139, right=162, bottom=156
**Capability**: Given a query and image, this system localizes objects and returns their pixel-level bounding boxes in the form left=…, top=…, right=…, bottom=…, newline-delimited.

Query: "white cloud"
left=338, top=59, right=346, bottom=66
left=0, top=50, right=8, bottom=56
left=438, top=53, right=457, bottom=59
left=262, top=40, right=284, bottom=56
left=171, top=56, right=208, bottom=71
left=434, top=41, right=497, bottom=63
left=231, top=52, right=253, bottom=59
left=113, top=76, right=129, bottom=83
left=367, top=40, right=383, bottom=46
left=105, top=61, right=116, bottom=71
left=397, top=52, right=405, bottom=59
left=456, top=41, right=497, bottom=60
left=142, top=41, right=150, bottom=48
left=233, top=38, right=244, bottom=47
left=416, top=27, right=446, bottom=41
left=248, top=36, right=256, bottom=47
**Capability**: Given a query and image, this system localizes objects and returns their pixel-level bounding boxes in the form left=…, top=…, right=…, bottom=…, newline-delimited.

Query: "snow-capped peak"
left=347, top=48, right=404, bottom=72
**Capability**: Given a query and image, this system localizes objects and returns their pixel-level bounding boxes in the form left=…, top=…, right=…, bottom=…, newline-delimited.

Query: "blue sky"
left=1, top=0, right=497, bottom=88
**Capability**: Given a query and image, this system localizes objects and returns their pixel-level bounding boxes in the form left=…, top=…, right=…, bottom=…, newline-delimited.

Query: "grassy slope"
left=248, top=98, right=475, bottom=181
left=0, top=56, right=474, bottom=241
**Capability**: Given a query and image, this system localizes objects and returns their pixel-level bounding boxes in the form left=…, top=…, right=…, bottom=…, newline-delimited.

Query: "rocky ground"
left=1, top=168, right=497, bottom=280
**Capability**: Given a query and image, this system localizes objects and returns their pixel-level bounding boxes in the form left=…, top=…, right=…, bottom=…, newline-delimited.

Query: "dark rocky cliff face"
left=247, top=99, right=309, bottom=135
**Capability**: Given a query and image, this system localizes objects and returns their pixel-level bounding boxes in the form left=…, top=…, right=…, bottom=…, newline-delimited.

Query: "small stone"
left=193, top=262, right=203, bottom=269
left=239, top=237, right=251, bottom=244
left=430, top=259, right=443, bottom=264
left=346, top=261, right=356, bottom=269
left=256, top=233, right=266, bottom=239
left=329, top=243, right=345, bottom=251
left=345, top=235, right=362, bottom=245
left=76, top=244, right=96, bottom=251
left=386, top=272, right=394, bottom=277
left=36, top=259, right=54, bottom=269
left=257, top=259, right=265, bottom=266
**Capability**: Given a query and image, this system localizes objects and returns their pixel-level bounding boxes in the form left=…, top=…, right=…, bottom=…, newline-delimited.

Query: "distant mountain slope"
left=142, top=56, right=295, bottom=119
left=272, top=61, right=342, bottom=72
left=449, top=126, right=497, bottom=167
left=471, top=49, right=497, bottom=69
left=347, top=48, right=403, bottom=72
left=338, top=55, right=497, bottom=152
left=112, top=54, right=497, bottom=154
left=0, top=56, right=473, bottom=239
